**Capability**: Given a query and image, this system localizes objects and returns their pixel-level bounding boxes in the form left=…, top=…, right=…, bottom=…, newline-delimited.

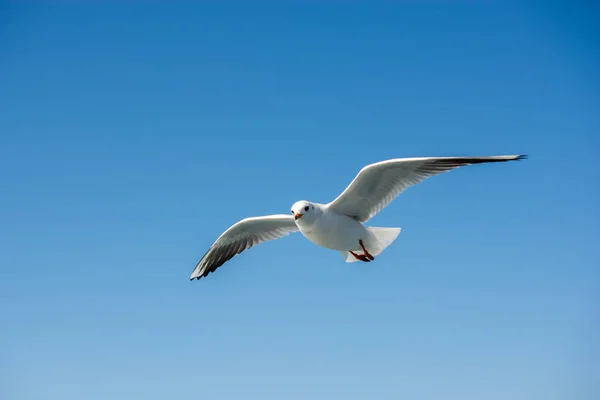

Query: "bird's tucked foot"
left=349, top=250, right=371, bottom=262
left=359, top=240, right=375, bottom=261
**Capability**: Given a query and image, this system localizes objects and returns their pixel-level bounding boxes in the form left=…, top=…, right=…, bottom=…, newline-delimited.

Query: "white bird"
left=190, top=155, right=526, bottom=280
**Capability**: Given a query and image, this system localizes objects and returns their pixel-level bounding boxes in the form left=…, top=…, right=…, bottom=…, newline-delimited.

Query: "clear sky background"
left=1, top=2, right=599, bottom=400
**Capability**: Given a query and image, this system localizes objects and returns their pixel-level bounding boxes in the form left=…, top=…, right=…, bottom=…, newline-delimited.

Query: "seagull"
left=190, top=155, right=526, bottom=280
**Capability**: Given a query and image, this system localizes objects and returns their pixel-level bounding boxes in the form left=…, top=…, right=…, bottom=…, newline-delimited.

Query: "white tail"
left=340, top=227, right=402, bottom=263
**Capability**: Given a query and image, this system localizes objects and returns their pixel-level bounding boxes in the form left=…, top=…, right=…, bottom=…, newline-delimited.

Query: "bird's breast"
left=298, top=213, right=366, bottom=251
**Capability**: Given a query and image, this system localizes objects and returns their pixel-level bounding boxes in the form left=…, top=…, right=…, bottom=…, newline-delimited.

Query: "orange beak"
left=294, top=212, right=302, bottom=221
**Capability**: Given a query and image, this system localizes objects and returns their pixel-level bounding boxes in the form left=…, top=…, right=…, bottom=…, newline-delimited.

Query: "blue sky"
left=1, top=2, right=598, bottom=399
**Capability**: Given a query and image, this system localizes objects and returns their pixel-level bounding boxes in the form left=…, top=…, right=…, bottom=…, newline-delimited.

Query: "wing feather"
left=190, top=214, right=298, bottom=280
left=327, top=155, right=526, bottom=222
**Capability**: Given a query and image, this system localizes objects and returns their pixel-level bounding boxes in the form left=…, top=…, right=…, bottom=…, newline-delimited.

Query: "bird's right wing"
left=326, top=155, right=527, bottom=223
left=190, top=214, right=298, bottom=280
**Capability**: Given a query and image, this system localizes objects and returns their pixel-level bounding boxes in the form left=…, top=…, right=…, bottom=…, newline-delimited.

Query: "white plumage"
left=190, top=155, right=526, bottom=280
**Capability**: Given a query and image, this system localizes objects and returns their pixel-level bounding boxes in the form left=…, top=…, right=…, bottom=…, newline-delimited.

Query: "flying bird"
left=190, top=155, right=527, bottom=280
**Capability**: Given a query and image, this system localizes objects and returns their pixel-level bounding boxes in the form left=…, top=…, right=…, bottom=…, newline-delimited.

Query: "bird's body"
left=189, top=155, right=527, bottom=280
left=294, top=203, right=368, bottom=251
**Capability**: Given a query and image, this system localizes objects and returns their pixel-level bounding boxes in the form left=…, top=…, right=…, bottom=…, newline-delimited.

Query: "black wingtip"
left=516, top=154, right=528, bottom=161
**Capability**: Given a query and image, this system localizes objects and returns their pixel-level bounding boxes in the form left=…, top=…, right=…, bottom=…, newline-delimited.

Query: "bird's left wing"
left=190, top=214, right=298, bottom=280
left=326, top=155, right=526, bottom=223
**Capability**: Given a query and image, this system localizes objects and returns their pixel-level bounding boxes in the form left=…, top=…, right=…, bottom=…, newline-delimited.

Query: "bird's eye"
left=291, top=210, right=294, bottom=214
left=304, top=206, right=309, bottom=211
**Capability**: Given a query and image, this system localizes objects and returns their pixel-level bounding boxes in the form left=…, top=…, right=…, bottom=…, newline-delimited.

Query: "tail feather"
left=366, top=227, right=402, bottom=256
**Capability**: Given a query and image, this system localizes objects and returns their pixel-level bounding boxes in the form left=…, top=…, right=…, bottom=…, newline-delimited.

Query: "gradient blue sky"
left=1, top=2, right=599, bottom=400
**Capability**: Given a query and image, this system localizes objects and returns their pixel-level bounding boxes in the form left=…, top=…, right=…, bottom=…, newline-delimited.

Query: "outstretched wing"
left=327, top=155, right=526, bottom=223
left=190, top=214, right=298, bottom=280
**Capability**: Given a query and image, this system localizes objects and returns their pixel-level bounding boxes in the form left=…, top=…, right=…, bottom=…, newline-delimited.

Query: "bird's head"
left=290, top=200, right=319, bottom=224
